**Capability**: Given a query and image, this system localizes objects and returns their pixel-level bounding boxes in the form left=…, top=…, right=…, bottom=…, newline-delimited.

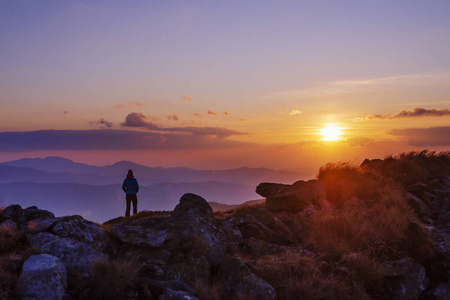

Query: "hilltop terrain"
left=0, top=151, right=449, bottom=299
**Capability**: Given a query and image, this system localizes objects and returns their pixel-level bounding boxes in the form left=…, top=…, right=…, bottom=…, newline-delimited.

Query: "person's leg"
left=125, top=194, right=131, bottom=217
left=132, top=194, right=138, bottom=215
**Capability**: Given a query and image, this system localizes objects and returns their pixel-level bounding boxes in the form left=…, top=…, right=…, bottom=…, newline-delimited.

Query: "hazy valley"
left=0, top=157, right=302, bottom=222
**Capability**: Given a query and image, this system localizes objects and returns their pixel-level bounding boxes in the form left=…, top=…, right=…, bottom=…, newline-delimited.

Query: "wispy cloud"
left=289, top=110, right=302, bottom=116
left=89, top=118, right=114, bottom=128
left=388, top=126, right=450, bottom=146
left=182, top=96, right=192, bottom=102
left=207, top=109, right=217, bottom=116
left=354, top=107, right=450, bottom=121
left=275, top=73, right=450, bottom=99
left=113, top=101, right=143, bottom=109
left=121, top=112, right=246, bottom=139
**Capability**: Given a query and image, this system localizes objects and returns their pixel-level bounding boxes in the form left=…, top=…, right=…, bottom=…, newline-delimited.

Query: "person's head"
left=127, top=169, right=133, bottom=177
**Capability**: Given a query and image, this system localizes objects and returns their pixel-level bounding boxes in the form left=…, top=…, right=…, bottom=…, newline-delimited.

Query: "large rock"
left=23, top=206, right=55, bottom=221
left=111, top=217, right=169, bottom=248
left=217, top=256, right=276, bottom=300
left=382, top=258, right=428, bottom=300
left=16, top=254, right=67, bottom=300
left=170, top=194, right=229, bottom=265
left=256, top=180, right=326, bottom=213
left=112, top=194, right=230, bottom=266
left=0, top=204, right=26, bottom=223
left=172, top=193, right=213, bottom=218
left=26, top=232, right=109, bottom=278
left=51, top=216, right=115, bottom=252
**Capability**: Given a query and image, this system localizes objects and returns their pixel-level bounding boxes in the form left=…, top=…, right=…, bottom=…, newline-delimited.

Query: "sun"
left=319, top=124, right=343, bottom=141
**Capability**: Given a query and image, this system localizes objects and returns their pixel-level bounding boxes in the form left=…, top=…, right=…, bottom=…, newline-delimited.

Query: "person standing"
left=122, top=169, right=139, bottom=217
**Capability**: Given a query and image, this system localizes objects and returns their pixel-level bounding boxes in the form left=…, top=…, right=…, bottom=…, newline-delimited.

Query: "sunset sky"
left=1, top=1, right=449, bottom=175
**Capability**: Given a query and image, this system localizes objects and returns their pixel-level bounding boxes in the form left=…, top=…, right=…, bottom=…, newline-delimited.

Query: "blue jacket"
left=122, top=177, right=139, bottom=194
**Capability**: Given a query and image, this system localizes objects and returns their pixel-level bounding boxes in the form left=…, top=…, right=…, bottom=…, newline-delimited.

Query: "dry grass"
left=85, top=259, right=140, bottom=300
left=249, top=252, right=373, bottom=300
left=0, top=226, right=21, bottom=255
left=194, top=279, right=224, bottom=300
left=0, top=224, right=42, bottom=300
left=309, top=183, right=412, bottom=259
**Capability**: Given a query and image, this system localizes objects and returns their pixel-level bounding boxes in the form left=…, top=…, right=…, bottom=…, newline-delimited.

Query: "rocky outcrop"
left=217, top=256, right=276, bottom=300
left=15, top=254, right=67, bottom=300
left=382, top=258, right=428, bottom=300
left=256, top=179, right=327, bottom=213
left=27, top=232, right=109, bottom=278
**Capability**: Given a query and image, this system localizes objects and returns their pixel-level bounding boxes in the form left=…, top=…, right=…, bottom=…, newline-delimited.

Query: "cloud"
left=182, top=96, right=192, bottom=102
left=121, top=113, right=246, bottom=139
left=121, top=112, right=160, bottom=130
left=223, top=111, right=229, bottom=116
left=289, top=110, right=302, bottom=116
left=113, top=101, right=143, bottom=109
left=388, top=126, right=450, bottom=146
left=346, top=136, right=374, bottom=147
left=354, top=107, right=450, bottom=121
left=207, top=109, right=217, bottom=116
left=0, top=129, right=251, bottom=152
left=89, top=118, right=113, bottom=128
left=167, top=113, right=180, bottom=121
left=391, top=107, right=450, bottom=118
left=193, top=113, right=203, bottom=118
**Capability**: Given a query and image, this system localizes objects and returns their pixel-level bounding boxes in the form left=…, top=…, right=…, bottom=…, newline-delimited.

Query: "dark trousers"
left=125, top=194, right=138, bottom=217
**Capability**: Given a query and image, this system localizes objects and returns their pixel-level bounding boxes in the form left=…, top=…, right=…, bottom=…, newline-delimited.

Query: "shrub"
left=86, top=259, right=140, bottom=300
left=317, top=162, right=361, bottom=207
left=309, top=181, right=412, bottom=260
left=249, top=252, right=368, bottom=300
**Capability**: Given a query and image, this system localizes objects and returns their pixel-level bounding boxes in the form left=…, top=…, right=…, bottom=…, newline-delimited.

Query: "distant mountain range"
left=0, top=157, right=303, bottom=222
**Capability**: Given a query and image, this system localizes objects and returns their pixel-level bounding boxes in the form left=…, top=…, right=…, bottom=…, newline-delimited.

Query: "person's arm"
left=135, top=179, right=139, bottom=193
left=122, top=180, right=127, bottom=192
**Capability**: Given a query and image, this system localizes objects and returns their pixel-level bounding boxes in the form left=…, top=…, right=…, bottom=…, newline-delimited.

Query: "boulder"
left=111, top=220, right=169, bottom=248
left=20, top=217, right=59, bottom=234
left=0, top=219, right=18, bottom=231
left=23, top=206, right=55, bottom=221
left=51, top=216, right=115, bottom=252
left=217, top=256, right=276, bottom=300
left=425, top=282, right=450, bottom=300
left=233, top=212, right=297, bottom=245
left=405, top=192, right=433, bottom=221
left=0, top=204, right=26, bottom=223
left=256, top=180, right=326, bottom=213
left=16, top=254, right=67, bottom=300
left=158, top=288, right=199, bottom=300
left=26, top=232, right=109, bottom=278
left=382, top=258, right=428, bottom=300
left=172, top=193, right=213, bottom=218
left=170, top=194, right=229, bottom=265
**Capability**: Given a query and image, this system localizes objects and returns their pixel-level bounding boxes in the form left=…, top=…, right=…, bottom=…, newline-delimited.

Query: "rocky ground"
left=1, top=151, right=449, bottom=300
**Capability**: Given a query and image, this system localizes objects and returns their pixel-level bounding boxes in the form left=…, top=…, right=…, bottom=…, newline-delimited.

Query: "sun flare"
left=319, top=124, right=343, bottom=141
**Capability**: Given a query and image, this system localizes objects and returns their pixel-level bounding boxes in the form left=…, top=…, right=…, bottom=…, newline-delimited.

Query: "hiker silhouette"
left=122, top=169, right=139, bottom=217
